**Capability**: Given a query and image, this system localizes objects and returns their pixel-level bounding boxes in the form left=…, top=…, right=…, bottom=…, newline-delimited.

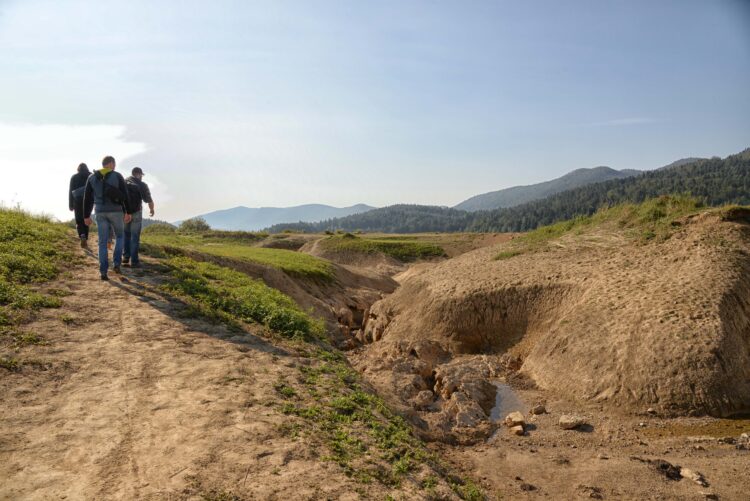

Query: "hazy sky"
left=1, top=0, right=749, bottom=221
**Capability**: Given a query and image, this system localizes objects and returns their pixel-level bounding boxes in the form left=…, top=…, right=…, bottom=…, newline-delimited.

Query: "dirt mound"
left=258, top=234, right=316, bottom=251
left=301, top=238, right=407, bottom=276
left=357, top=211, right=750, bottom=419
left=0, top=246, right=465, bottom=500
left=148, top=246, right=397, bottom=348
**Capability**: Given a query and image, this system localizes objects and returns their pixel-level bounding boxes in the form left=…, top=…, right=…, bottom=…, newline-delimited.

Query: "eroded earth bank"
left=339, top=204, right=750, bottom=500
left=3, top=202, right=750, bottom=500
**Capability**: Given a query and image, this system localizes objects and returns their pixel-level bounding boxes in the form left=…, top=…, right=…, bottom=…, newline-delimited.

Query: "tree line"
left=267, top=150, right=750, bottom=234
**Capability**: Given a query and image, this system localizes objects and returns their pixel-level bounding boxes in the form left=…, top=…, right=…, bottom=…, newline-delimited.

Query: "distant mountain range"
left=266, top=150, right=749, bottom=233
left=454, top=157, right=708, bottom=212
left=178, top=155, right=724, bottom=232
left=180, top=204, right=375, bottom=231
left=454, top=166, right=641, bottom=211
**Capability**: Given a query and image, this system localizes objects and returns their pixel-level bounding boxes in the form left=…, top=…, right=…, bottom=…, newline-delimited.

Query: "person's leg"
left=111, top=213, right=125, bottom=269
left=96, top=213, right=110, bottom=276
left=130, top=211, right=143, bottom=265
left=74, top=202, right=86, bottom=241
left=123, top=219, right=132, bottom=263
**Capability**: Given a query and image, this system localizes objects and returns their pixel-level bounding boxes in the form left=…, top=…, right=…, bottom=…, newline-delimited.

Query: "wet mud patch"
left=489, top=382, right=527, bottom=422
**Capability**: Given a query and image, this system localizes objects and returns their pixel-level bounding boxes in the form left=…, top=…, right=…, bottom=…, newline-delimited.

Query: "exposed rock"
left=680, top=467, right=709, bottom=487
left=559, top=414, right=587, bottom=430
left=531, top=404, right=547, bottom=415
left=736, top=432, right=749, bottom=450
left=504, top=411, right=525, bottom=428
left=510, top=425, right=525, bottom=436
left=414, top=390, right=434, bottom=409
left=577, top=485, right=604, bottom=499
left=447, top=393, right=487, bottom=429
left=654, top=460, right=682, bottom=480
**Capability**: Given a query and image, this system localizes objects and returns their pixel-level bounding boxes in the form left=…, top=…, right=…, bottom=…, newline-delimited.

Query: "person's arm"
left=83, top=175, right=94, bottom=224
left=118, top=174, right=133, bottom=214
left=68, top=176, right=75, bottom=211
left=118, top=174, right=133, bottom=223
left=141, top=182, right=155, bottom=217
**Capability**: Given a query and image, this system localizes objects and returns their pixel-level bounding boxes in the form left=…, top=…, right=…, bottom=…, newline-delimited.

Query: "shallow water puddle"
left=490, top=381, right=526, bottom=421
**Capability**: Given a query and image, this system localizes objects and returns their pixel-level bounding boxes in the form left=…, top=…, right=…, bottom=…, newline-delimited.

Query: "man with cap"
left=123, top=167, right=155, bottom=268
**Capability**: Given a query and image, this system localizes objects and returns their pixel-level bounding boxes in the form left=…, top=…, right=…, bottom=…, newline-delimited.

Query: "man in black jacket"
left=123, top=167, right=155, bottom=267
left=68, top=163, right=90, bottom=248
left=82, top=156, right=133, bottom=280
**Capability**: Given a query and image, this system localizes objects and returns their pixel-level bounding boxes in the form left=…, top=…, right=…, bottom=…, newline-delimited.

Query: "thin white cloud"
left=0, top=123, right=147, bottom=220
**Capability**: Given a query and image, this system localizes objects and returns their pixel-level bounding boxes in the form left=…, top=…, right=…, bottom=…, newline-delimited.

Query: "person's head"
left=77, top=163, right=89, bottom=174
left=102, top=156, right=116, bottom=170
left=131, top=167, right=144, bottom=180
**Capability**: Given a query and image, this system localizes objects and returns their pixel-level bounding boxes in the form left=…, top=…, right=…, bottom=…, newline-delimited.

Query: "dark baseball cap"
left=132, top=167, right=144, bottom=176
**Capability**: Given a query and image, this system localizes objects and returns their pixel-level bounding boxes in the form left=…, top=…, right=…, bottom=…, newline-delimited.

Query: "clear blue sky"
left=1, top=0, right=749, bottom=221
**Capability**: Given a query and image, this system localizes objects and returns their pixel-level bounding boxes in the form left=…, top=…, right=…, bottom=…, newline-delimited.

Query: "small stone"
left=531, top=404, right=547, bottom=415
left=647, top=407, right=656, bottom=414
left=559, top=414, right=587, bottom=430
left=505, top=411, right=526, bottom=427
left=597, top=453, right=609, bottom=460
left=510, top=425, right=525, bottom=436
left=681, top=468, right=709, bottom=487
left=519, top=483, right=536, bottom=491
left=639, top=422, right=647, bottom=427
left=703, top=493, right=719, bottom=500
left=413, top=390, right=434, bottom=408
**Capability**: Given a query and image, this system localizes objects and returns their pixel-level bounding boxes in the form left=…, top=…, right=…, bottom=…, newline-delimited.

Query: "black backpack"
left=95, top=171, right=125, bottom=205
left=126, top=181, right=142, bottom=208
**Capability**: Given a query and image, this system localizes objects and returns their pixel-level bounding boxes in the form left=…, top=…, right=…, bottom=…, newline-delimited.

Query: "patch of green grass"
left=320, top=234, right=446, bottom=262
left=161, top=257, right=325, bottom=341
left=142, top=233, right=334, bottom=282
left=202, top=230, right=268, bottom=242
left=0, top=208, right=73, bottom=336
left=279, top=347, right=446, bottom=488
left=494, top=195, right=709, bottom=260
left=152, top=251, right=482, bottom=498
left=274, top=381, right=298, bottom=398
left=494, top=250, right=523, bottom=260
left=450, top=479, right=484, bottom=501
left=0, top=356, right=21, bottom=371
left=4, top=331, right=46, bottom=347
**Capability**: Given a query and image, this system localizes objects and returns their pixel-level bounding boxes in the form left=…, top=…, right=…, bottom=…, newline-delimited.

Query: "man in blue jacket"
left=82, top=156, right=133, bottom=280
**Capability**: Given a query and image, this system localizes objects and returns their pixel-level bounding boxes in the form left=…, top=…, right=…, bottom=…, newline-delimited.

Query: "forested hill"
left=267, top=150, right=750, bottom=233
left=454, top=166, right=639, bottom=211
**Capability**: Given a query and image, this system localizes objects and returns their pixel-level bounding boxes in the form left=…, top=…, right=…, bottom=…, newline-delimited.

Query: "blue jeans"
left=96, top=212, right=124, bottom=275
left=124, top=210, right=143, bottom=264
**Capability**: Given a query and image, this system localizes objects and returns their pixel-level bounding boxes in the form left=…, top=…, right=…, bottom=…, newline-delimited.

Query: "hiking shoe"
left=80, top=238, right=88, bottom=249
left=123, top=257, right=130, bottom=264
left=100, top=274, right=109, bottom=281
left=113, top=266, right=121, bottom=274
left=130, top=262, right=141, bottom=269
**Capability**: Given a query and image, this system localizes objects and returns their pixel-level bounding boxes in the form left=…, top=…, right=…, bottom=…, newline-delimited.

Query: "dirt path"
left=0, top=250, right=375, bottom=500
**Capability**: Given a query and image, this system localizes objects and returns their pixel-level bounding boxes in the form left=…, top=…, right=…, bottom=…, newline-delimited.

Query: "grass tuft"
left=142, top=233, right=334, bottom=282
left=320, top=234, right=446, bottom=262
left=495, top=195, right=709, bottom=260
left=161, top=257, right=325, bottom=341
left=0, top=208, right=73, bottom=337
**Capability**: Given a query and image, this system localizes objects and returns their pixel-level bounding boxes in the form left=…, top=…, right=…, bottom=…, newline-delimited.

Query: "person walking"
left=123, top=167, right=155, bottom=268
left=82, top=156, right=133, bottom=280
left=68, top=163, right=91, bottom=248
